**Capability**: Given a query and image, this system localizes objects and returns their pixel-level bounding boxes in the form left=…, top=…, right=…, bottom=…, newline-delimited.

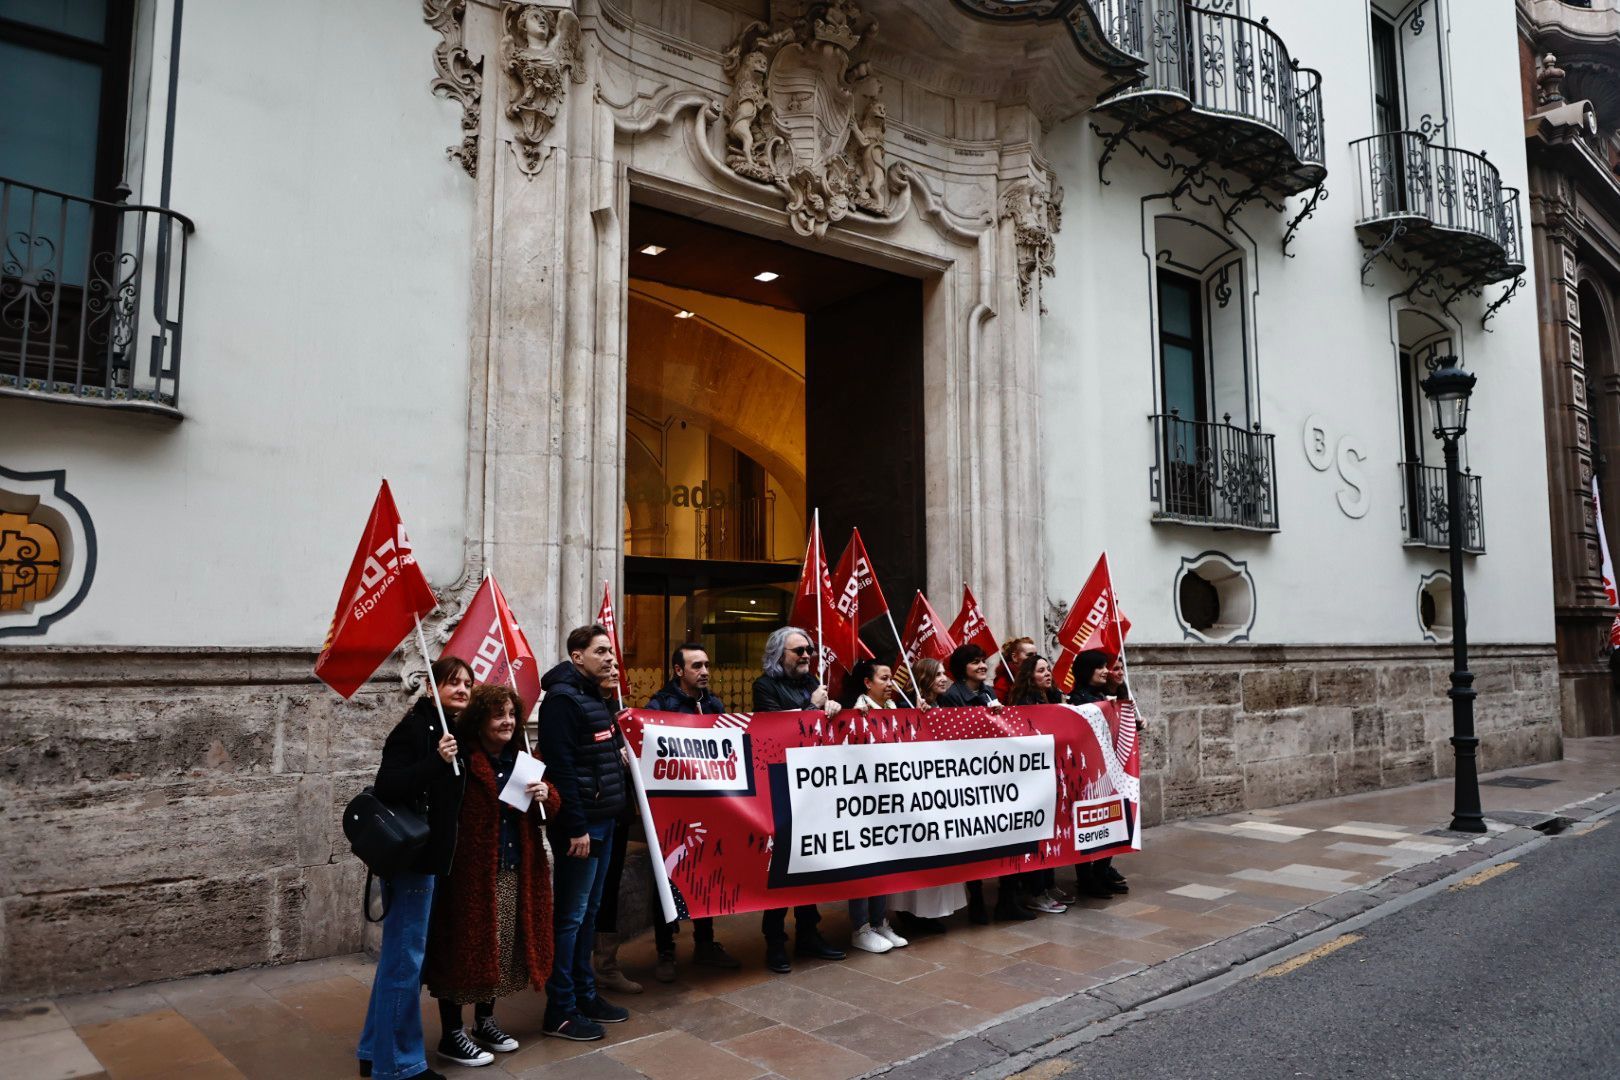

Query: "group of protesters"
left=355, top=621, right=1131, bottom=1080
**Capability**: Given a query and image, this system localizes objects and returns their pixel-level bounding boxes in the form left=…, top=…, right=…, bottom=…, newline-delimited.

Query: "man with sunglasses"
left=752, top=626, right=844, bottom=972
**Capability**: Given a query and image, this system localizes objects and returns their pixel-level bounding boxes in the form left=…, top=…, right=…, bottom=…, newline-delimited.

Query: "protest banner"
left=619, top=702, right=1141, bottom=922
left=440, top=571, right=540, bottom=714
left=892, top=591, right=956, bottom=696
left=597, top=580, right=631, bottom=707
left=1054, top=553, right=1131, bottom=695
left=791, top=511, right=854, bottom=679
left=1594, top=478, right=1620, bottom=648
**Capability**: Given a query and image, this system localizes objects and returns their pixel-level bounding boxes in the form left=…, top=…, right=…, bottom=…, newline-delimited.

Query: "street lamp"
left=1420, top=358, right=1486, bottom=833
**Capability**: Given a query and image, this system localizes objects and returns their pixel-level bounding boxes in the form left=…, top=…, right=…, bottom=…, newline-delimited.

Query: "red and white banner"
left=1054, top=554, right=1131, bottom=695
left=441, top=572, right=540, bottom=712
left=621, top=702, right=1141, bottom=920
left=315, top=480, right=438, bottom=699
left=597, top=581, right=631, bottom=706
left=1594, top=478, right=1620, bottom=649
left=831, top=528, right=886, bottom=665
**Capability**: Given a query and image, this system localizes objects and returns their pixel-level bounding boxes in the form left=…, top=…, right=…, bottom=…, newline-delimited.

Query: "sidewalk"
left=9, top=738, right=1618, bottom=1080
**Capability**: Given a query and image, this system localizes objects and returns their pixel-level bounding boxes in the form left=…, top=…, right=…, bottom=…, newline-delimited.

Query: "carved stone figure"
left=502, top=2, right=584, bottom=176
left=1000, top=178, right=1063, bottom=312
left=718, top=0, right=894, bottom=236
left=423, top=0, right=482, bottom=176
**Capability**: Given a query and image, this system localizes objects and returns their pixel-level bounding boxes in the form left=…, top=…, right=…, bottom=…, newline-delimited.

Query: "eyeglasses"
left=788, top=645, right=817, bottom=656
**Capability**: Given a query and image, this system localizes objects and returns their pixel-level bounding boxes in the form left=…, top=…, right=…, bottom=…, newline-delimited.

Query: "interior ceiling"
left=628, top=207, right=902, bottom=314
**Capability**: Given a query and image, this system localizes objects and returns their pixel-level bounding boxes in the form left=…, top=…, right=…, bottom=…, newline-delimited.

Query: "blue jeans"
left=357, top=872, right=434, bottom=1080
left=546, top=821, right=614, bottom=1016
left=849, top=896, right=888, bottom=928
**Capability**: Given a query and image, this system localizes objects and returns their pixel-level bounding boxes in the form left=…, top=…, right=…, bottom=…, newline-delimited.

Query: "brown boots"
left=591, top=932, right=643, bottom=995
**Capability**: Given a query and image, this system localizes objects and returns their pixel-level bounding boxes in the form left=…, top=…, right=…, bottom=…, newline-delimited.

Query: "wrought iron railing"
left=1, top=176, right=194, bottom=413
left=694, top=493, right=777, bottom=562
left=1402, top=461, right=1484, bottom=555
left=1151, top=411, right=1278, bottom=530
left=1351, top=132, right=1524, bottom=269
left=1090, top=0, right=1326, bottom=170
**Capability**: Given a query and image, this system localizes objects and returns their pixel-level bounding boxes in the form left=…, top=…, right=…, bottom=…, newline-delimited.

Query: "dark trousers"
left=654, top=916, right=715, bottom=955
left=594, top=818, right=630, bottom=934
left=761, top=905, right=821, bottom=947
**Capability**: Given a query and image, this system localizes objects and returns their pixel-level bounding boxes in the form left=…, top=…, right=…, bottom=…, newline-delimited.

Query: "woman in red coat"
left=424, top=684, right=562, bottom=1067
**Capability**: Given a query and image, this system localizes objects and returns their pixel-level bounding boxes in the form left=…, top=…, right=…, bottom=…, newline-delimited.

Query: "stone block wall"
left=0, top=642, right=1562, bottom=1000
left=1127, top=643, right=1564, bottom=827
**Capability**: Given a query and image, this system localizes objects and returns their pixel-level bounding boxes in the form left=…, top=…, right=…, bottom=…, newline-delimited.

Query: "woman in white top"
left=841, top=659, right=910, bottom=954
left=885, top=656, right=969, bottom=936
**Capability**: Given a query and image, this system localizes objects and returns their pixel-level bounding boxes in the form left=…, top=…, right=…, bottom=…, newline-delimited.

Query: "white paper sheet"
left=498, top=750, right=548, bottom=815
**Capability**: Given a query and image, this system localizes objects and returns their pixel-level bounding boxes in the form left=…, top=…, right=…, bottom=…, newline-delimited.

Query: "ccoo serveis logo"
left=351, top=524, right=417, bottom=619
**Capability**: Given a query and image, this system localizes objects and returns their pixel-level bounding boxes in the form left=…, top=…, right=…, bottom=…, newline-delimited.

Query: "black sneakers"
left=694, top=940, right=741, bottom=969
left=765, top=944, right=791, bottom=973
left=794, top=934, right=846, bottom=961
left=437, top=1028, right=494, bottom=1067
left=580, top=995, right=630, bottom=1023
left=544, top=1009, right=606, bottom=1042
left=473, top=1015, right=519, bottom=1052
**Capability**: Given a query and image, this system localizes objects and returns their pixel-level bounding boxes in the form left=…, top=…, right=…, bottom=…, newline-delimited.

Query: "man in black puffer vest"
left=645, top=643, right=739, bottom=982
left=538, top=624, right=630, bottom=1042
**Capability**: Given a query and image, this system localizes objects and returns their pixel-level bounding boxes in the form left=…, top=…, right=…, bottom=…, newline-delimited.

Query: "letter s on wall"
left=1335, top=436, right=1369, bottom=519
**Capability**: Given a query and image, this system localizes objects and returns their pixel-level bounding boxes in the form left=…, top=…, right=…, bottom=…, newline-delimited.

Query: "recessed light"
left=753, top=271, right=779, bottom=282
left=639, top=244, right=667, bottom=255
left=675, top=310, right=695, bottom=319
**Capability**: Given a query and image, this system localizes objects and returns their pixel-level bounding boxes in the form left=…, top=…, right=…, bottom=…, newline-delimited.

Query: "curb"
left=863, top=788, right=1620, bottom=1080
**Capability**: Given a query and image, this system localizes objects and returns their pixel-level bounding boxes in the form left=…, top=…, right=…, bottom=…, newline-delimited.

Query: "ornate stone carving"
left=720, top=1, right=897, bottom=237
left=1000, top=177, right=1063, bottom=312
left=502, top=2, right=584, bottom=176
left=423, top=0, right=482, bottom=177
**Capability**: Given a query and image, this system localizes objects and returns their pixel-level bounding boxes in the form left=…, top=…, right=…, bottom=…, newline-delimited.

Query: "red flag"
left=831, top=529, right=889, bottom=666
left=790, top=514, right=854, bottom=675
left=597, top=581, right=631, bottom=704
left=315, top=481, right=438, bottom=699
left=948, top=584, right=998, bottom=660
left=1054, top=553, right=1131, bottom=694
left=893, top=591, right=957, bottom=693
left=441, top=572, right=541, bottom=711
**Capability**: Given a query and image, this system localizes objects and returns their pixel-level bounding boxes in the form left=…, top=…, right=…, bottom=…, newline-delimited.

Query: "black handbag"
left=345, top=786, right=430, bottom=923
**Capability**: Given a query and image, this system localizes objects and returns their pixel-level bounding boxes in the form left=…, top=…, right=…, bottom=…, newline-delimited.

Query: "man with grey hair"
left=753, top=625, right=843, bottom=972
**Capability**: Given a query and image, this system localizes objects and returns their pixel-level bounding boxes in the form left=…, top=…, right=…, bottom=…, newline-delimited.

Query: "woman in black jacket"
left=1007, top=655, right=1072, bottom=914
left=1067, top=649, right=1121, bottom=901
left=357, top=656, right=472, bottom=1080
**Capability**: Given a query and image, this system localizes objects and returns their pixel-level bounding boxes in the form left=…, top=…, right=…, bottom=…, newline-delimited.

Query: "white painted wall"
left=0, top=0, right=476, bottom=645
left=1041, top=0, right=1554, bottom=646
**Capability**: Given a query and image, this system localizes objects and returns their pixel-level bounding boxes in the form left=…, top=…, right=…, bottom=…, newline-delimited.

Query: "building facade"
left=0, top=0, right=1561, bottom=1000
left=1518, top=0, right=1620, bottom=737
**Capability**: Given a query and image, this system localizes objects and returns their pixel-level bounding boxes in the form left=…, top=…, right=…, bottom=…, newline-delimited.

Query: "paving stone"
left=866, top=1035, right=1003, bottom=1080
left=1266, top=909, right=1337, bottom=939
left=1305, top=890, right=1382, bottom=920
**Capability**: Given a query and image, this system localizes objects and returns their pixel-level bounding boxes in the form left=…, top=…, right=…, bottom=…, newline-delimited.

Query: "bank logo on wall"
left=640, top=725, right=755, bottom=797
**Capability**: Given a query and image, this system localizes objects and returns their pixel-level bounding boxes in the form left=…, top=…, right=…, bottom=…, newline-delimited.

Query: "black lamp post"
left=1421, top=358, right=1486, bottom=833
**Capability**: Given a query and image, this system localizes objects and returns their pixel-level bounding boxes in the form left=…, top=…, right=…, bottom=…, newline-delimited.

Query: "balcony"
left=1089, top=0, right=1327, bottom=225
left=1351, top=133, right=1525, bottom=321
left=1401, top=461, right=1484, bottom=555
left=1, top=176, right=194, bottom=417
left=1151, top=411, right=1279, bottom=531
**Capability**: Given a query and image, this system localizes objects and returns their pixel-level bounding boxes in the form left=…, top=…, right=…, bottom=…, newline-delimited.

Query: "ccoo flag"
left=893, top=590, right=957, bottom=694
left=791, top=512, right=854, bottom=676
left=597, top=581, right=631, bottom=705
left=441, top=572, right=541, bottom=713
left=315, top=480, right=439, bottom=699
left=948, top=583, right=999, bottom=661
left=1053, top=553, right=1131, bottom=695
left=1593, top=478, right=1620, bottom=648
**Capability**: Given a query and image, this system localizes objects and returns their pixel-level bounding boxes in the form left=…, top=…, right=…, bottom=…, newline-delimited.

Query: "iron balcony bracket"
left=1481, top=275, right=1525, bottom=331
left=1282, top=183, right=1328, bottom=257
left=1359, top=219, right=1407, bottom=284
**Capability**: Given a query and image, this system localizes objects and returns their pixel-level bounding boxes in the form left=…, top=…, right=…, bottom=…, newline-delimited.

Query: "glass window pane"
left=1162, top=342, right=1200, bottom=420
left=0, top=42, right=102, bottom=196
left=0, top=0, right=107, bottom=41
left=1159, top=276, right=1194, bottom=339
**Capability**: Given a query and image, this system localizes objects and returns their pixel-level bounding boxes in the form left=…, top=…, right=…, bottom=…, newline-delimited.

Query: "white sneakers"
left=1023, top=893, right=1068, bottom=914
left=852, top=922, right=911, bottom=953
left=873, top=922, right=909, bottom=948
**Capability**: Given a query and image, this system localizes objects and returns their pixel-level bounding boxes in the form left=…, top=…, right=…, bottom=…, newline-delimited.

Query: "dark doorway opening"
left=622, top=205, right=925, bottom=706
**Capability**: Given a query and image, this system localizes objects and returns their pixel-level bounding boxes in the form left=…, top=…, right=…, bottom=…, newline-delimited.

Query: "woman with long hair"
left=839, top=659, right=909, bottom=954
left=888, top=657, right=966, bottom=936
left=357, top=656, right=472, bottom=1080
left=1006, top=655, right=1073, bottom=913
left=423, top=684, right=562, bottom=1067
left=1067, top=649, right=1121, bottom=901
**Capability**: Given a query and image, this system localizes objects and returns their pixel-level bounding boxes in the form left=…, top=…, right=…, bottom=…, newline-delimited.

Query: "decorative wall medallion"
left=1302, top=413, right=1332, bottom=471
left=423, top=0, right=483, bottom=177
left=720, top=0, right=896, bottom=237
left=502, top=1, right=584, bottom=177
left=1001, top=177, right=1063, bottom=312
left=0, top=465, right=96, bottom=638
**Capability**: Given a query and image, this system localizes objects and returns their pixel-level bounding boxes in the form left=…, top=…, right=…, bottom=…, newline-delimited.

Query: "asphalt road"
left=1028, top=816, right=1620, bottom=1079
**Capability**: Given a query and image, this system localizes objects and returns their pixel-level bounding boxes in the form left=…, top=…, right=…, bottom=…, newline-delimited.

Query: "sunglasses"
left=788, top=645, right=817, bottom=656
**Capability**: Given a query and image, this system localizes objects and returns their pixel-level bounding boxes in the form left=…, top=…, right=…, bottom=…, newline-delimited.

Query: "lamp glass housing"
left=1421, top=362, right=1476, bottom=441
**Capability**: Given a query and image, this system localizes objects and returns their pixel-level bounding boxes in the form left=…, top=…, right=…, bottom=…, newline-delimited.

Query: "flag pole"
left=813, top=508, right=826, bottom=685
left=415, top=614, right=460, bottom=777
left=883, top=607, right=921, bottom=709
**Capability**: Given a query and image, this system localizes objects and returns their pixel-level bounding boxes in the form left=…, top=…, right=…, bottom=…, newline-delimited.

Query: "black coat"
left=647, top=679, right=726, bottom=715
left=939, top=681, right=998, bottom=707
left=752, top=672, right=819, bottom=712
left=1068, top=686, right=1108, bottom=706
left=373, top=697, right=464, bottom=876
left=537, top=660, right=628, bottom=838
